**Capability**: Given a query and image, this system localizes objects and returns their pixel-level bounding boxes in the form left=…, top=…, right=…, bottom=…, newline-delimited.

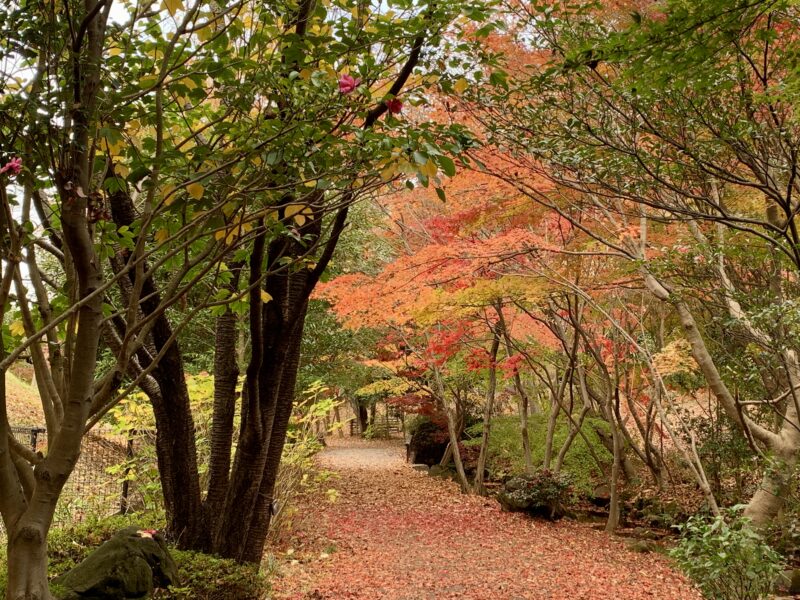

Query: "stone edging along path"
left=269, top=437, right=702, bottom=600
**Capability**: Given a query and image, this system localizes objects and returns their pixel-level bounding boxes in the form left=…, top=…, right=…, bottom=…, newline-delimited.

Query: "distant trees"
left=319, top=0, right=800, bottom=536
left=472, top=0, right=800, bottom=526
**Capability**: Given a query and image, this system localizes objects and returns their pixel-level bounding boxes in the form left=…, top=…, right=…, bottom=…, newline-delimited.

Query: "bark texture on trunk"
left=6, top=532, right=50, bottom=600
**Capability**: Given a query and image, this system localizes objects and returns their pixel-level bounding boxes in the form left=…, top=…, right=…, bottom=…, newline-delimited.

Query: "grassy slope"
left=463, top=413, right=612, bottom=494
left=5, top=370, right=44, bottom=426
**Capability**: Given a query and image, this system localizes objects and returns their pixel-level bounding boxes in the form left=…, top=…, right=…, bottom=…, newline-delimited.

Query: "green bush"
left=497, top=469, right=574, bottom=519
left=670, top=509, right=785, bottom=600
left=162, top=550, right=266, bottom=600
left=463, top=414, right=611, bottom=494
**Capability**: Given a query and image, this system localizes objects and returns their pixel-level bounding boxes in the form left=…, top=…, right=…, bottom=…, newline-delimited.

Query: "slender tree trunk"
left=444, top=403, right=469, bottom=493
left=473, top=324, right=500, bottom=495
left=554, top=404, right=589, bottom=474
left=518, top=393, right=533, bottom=474
left=205, top=307, right=241, bottom=525
left=605, top=408, right=622, bottom=533
left=496, top=307, right=533, bottom=474
left=543, top=370, right=560, bottom=470
left=333, top=405, right=344, bottom=437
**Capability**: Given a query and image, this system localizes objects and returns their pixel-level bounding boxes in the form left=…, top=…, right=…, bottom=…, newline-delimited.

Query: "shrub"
left=161, top=550, right=266, bottom=600
left=463, top=414, right=610, bottom=493
left=497, top=469, right=574, bottom=519
left=670, top=509, right=785, bottom=600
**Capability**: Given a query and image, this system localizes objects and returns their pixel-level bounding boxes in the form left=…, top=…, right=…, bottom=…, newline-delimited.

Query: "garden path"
left=269, top=436, right=701, bottom=600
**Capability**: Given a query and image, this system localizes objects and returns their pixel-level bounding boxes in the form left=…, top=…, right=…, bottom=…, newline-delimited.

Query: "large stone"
left=55, top=526, right=179, bottom=600
left=496, top=474, right=569, bottom=520
left=626, top=539, right=658, bottom=554
left=774, top=569, right=800, bottom=596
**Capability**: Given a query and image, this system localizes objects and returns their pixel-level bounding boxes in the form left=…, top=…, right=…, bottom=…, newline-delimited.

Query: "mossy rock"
left=54, top=526, right=178, bottom=600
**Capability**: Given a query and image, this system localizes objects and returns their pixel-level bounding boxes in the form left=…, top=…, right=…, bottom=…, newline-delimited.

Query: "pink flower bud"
left=338, top=74, right=361, bottom=95
left=0, top=157, right=22, bottom=177
left=385, top=98, right=403, bottom=114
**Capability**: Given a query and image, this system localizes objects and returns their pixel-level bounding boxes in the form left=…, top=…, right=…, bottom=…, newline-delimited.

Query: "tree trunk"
left=518, top=389, right=533, bottom=474
left=543, top=380, right=559, bottom=470
left=108, top=175, right=205, bottom=548
left=496, top=307, right=533, bottom=473
left=443, top=402, right=469, bottom=493
left=473, top=324, right=500, bottom=495
left=357, top=405, right=368, bottom=435
left=205, top=308, right=241, bottom=525
left=554, top=404, right=589, bottom=474
left=744, top=453, right=795, bottom=526
left=241, top=301, right=307, bottom=561
left=605, top=414, right=622, bottom=533
left=333, top=405, right=344, bottom=437
left=6, top=528, right=51, bottom=600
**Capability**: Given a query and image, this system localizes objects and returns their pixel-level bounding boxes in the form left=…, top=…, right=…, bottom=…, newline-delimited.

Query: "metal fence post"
left=29, top=427, right=44, bottom=452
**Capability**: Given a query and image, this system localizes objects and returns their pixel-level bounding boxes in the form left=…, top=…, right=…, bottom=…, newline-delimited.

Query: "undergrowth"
left=463, top=414, right=611, bottom=494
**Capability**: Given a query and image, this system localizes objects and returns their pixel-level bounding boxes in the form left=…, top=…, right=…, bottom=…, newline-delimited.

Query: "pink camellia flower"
left=338, top=74, right=361, bottom=95
left=385, top=98, right=403, bottom=114
left=0, top=157, right=22, bottom=176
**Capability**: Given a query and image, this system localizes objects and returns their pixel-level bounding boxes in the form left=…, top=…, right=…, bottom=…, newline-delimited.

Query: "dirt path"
left=270, top=437, right=701, bottom=600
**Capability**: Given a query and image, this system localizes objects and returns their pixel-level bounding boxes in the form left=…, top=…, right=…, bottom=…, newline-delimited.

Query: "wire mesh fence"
left=2, top=426, right=156, bottom=541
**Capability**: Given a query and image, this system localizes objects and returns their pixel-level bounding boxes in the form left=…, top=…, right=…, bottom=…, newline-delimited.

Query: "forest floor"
left=269, top=436, right=702, bottom=600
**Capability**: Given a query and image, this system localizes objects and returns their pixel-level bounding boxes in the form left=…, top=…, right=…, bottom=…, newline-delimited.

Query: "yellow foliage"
left=162, top=0, right=183, bottom=16
left=652, top=339, right=697, bottom=377
left=186, top=182, right=204, bottom=200
left=9, top=320, right=25, bottom=337
left=354, top=378, right=412, bottom=398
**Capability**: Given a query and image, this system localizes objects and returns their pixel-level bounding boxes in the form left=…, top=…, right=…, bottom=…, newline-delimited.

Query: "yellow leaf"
left=380, top=163, right=397, bottom=181
left=284, top=204, right=304, bottom=219
left=155, top=228, right=170, bottom=243
left=423, top=159, right=438, bottom=178
left=186, top=182, right=204, bottom=200
left=108, top=46, right=122, bottom=57
left=162, top=0, right=183, bottom=16
left=9, top=320, right=25, bottom=337
left=454, top=77, right=469, bottom=94
left=114, top=164, right=130, bottom=178
left=102, top=137, right=125, bottom=157
left=294, top=214, right=307, bottom=226
left=261, top=290, right=273, bottom=303
left=214, top=229, right=226, bottom=241
left=196, top=25, right=214, bottom=42
left=162, top=184, right=177, bottom=206
left=139, top=75, right=158, bottom=89
left=299, top=68, right=312, bottom=80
